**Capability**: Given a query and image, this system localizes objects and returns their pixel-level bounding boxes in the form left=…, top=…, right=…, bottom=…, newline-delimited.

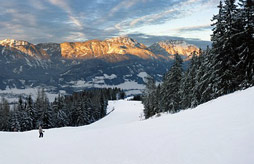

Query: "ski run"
left=0, top=87, right=253, bottom=164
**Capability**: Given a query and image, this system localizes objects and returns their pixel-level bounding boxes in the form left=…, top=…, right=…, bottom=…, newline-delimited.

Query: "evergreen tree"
left=180, top=52, right=199, bottom=109
left=9, top=105, right=21, bottom=131
left=236, top=0, right=254, bottom=88
left=34, top=88, right=52, bottom=128
left=42, top=104, right=55, bottom=129
left=142, top=75, right=157, bottom=118
left=26, top=95, right=35, bottom=129
left=195, top=47, right=215, bottom=104
left=16, top=96, right=32, bottom=131
left=210, top=0, right=240, bottom=97
left=154, top=84, right=162, bottom=114
left=161, top=54, right=183, bottom=113
left=53, top=95, right=69, bottom=127
left=100, top=94, right=107, bottom=118
left=0, top=98, right=10, bottom=131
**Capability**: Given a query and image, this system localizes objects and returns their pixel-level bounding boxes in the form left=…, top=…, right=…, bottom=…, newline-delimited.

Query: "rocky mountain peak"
left=0, top=37, right=201, bottom=63
left=149, top=40, right=200, bottom=60
left=157, top=40, right=188, bottom=47
left=0, top=39, right=49, bottom=59
left=105, top=36, right=144, bottom=48
left=0, top=39, right=30, bottom=47
left=59, top=36, right=155, bottom=61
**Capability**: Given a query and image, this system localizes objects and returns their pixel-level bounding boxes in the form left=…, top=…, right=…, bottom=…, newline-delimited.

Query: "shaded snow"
left=137, top=71, right=148, bottom=82
left=0, top=87, right=254, bottom=164
left=0, top=87, right=61, bottom=102
left=67, top=79, right=145, bottom=95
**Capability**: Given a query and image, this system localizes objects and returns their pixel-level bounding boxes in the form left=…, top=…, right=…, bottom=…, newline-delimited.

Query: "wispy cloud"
left=129, top=9, right=177, bottom=27
left=63, top=32, right=86, bottom=42
left=109, top=0, right=148, bottom=17
left=4, top=8, right=37, bottom=27
left=111, top=0, right=201, bottom=33
left=28, top=0, right=47, bottom=10
left=174, top=24, right=212, bottom=33
left=47, top=0, right=84, bottom=30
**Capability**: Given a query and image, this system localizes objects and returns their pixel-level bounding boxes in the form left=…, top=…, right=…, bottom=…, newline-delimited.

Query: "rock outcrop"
left=149, top=40, right=200, bottom=60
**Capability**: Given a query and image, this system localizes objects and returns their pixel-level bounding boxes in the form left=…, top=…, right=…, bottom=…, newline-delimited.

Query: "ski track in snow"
left=0, top=88, right=254, bottom=164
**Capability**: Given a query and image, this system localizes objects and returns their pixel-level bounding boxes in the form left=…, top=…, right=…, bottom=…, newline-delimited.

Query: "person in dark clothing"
left=39, top=126, right=44, bottom=138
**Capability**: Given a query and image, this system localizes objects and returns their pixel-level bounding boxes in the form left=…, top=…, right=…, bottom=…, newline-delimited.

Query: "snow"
left=1, top=46, right=5, bottom=54
left=137, top=71, right=148, bottom=82
left=103, top=73, right=117, bottom=79
left=0, top=87, right=254, bottom=164
left=0, top=87, right=60, bottom=102
left=67, top=79, right=145, bottom=95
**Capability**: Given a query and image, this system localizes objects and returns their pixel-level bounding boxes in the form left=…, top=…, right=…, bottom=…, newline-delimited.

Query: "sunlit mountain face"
left=0, top=37, right=200, bottom=61
left=0, top=36, right=201, bottom=94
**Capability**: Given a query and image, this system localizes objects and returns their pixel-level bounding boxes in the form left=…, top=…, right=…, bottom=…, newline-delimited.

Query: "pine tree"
left=154, top=84, right=162, bottom=114
left=53, top=95, right=69, bottom=127
left=16, top=96, right=32, bottom=131
left=9, top=105, right=21, bottom=131
left=191, top=51, right=204, bottom=107
left=100, top=94, right=107, bottom=118
left=195, top=47, right=215, bottom=104
left=180, top=52, right=199, bottom=109
left=236, top=0, right=254, bottom=88
left=0, top=98, right=10, bottom=131
left=161, top=54, right=183, bottom=113
left=26, top=95, right=35, bottom=129
left=142, top=75, right=157, bottom=118
left=210, top=0, right=240, bottom=97
left=42, top=104, right=55, bottom=129
left=34, top=88, right=52, bottom=128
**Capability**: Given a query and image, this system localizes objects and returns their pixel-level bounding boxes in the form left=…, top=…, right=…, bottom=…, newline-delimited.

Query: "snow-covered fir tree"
left=161, top=54, right=183, bottom=113
left=236, top=0, right=254, bottom=88
left=142, top=75, right=157, bottom=118
left=0, top=98, right=10, bottom=131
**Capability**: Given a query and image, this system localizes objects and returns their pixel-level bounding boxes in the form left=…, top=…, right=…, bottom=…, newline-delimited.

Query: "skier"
left=39, top=125, right=44, bottom=138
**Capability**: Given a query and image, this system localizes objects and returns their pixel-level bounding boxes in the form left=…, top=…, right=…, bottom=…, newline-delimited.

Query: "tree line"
left=142, top=0, right=254, bottom=119
left=0, top=88, right=125, bottom=131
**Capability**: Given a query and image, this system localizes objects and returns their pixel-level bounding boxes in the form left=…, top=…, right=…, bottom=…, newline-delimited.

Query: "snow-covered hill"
left=1, top=87, right=254, bottom=164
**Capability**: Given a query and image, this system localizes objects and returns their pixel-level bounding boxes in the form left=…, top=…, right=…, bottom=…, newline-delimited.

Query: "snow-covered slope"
left=1, top=87, right=254, bottom=164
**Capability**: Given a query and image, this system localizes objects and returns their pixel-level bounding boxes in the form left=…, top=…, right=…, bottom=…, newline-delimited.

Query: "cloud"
left=47, top=0, right=84, bottom=30
left=129, top=0, right=205, bottom=28
left=63, top=32, right=86, bottom=42
left=47, top=0, right=72, bottom=14
left=174, top=24, right=212, bottom=33
left=109, top=0, right=148, bottom=17
left=129, top=9, right=177, bottom=27
left=108, top=0, right=206, bottom=34
left=28, top=0, right=47, bottom=10
left=4, top=8, right=37, bottom=27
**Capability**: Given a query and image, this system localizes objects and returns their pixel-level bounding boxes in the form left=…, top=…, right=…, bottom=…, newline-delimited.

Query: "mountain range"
left=0, top=36, right=202, bottom=95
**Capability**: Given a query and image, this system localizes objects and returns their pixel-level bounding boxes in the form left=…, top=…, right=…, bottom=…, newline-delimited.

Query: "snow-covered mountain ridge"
left=0, top=36, right=199, bottom=61
left=0, top=36, right=200, bottom=94
left=59, top=37, right=156, bottom=62
left=0, top=86, right=253, bottom=164
left=0, top=39, right=30, bottom=46
left=149, top=40, right=200, bottom=60
left=0, top=38, right=49, bottom=59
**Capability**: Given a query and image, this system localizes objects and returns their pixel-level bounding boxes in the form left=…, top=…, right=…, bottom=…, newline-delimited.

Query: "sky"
left=0, top=0, right=220, bottom=45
